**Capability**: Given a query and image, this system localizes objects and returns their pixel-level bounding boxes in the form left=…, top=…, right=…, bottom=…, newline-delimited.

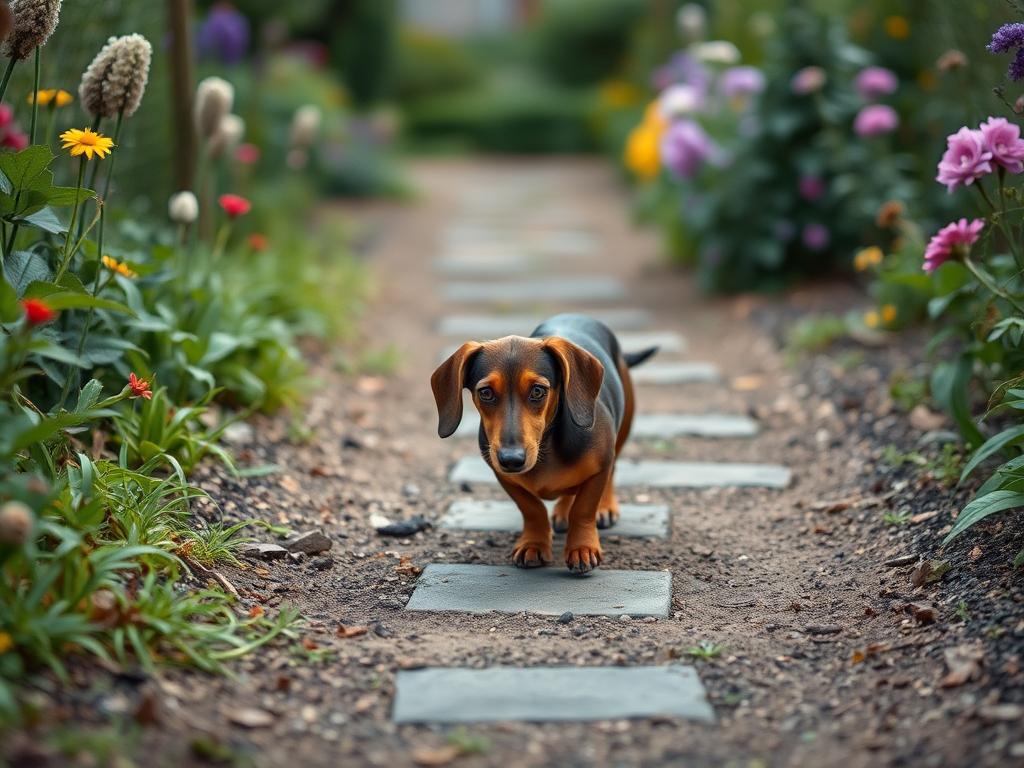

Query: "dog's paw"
left=550, top=510, right=570, bottom=533
left=596, top=507, right=620, bottom=529
left=511, top=539, right=552, bottom=568
left=564, top=543, right=602, bottom=574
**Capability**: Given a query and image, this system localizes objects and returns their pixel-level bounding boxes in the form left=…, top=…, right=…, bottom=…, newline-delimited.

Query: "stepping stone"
left=526, top=230, right=600, bottom=256
left=633, top=361, right=720, bottom=385
left=449, top=456, right=792, bottom=489
left=440, top=500, right=669, bottom=538
left=392, top=665, right=714, bottom=724
left=438, top=308, right=654, bottom=337
left=405, top=563, right=671, bottom=617
left=435, top=250, right=535, bottom=276
left=437, top=331, right=686, bottom=362
left=440, top=277, right=626, bottom=304
left=453, top=412, right=757, bottom=440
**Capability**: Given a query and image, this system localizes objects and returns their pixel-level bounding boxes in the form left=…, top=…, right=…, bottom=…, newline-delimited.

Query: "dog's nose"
left=497, top=447, right=527, bottom=471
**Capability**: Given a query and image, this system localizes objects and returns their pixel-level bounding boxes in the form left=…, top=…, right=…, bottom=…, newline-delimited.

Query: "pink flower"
left=791, top=66, right=826, bottom=95
left=979, top=116, right=1024, bottom=173
left=854, top=104, right=899, bottom=137
left=2, top=130, right=28, bottom=150
left=235, top=142, right=260, bottom=165
left=855, top=66, right=898, bottom=99
left=923, top=218, right=985, bottom=273
left=127, top=372, right=152, bottom=400
left=218, top=193, right=251, bottom=218
left=802, top=223, right=830, bottom=251
left=0, top=104, right=12, bottom=127
left=798, top=175, right=826, bottom=202
left=936, top=127, right=993, bottom=192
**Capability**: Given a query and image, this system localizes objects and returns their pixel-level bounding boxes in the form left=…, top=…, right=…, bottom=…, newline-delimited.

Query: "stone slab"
left=438, top=308, right=654, bottom=337
left=404, top=563, right=671, bottom=617
left=435, top=250, right=537, bottom=276
left=633, top=361, right=720, bottom=385
left=440, top=277, right=626, bottom=304
left=453, top=412, right=757, bottom=440
left=449, top=456, right=792, bottom=489
left=392, top=665, right=714, bottom=724
left=438, top=331, right=686, bottom=362
left=440, top=500, right=669, bottom=538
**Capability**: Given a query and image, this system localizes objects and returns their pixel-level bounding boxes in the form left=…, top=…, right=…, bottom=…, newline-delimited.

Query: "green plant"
left=685, top=640, right=725, bottom=660
left=784, top=314, right=849, bottom=358
left=882, top=510, right=909, bottom=526
left=954, top=600, right=971, bottom=622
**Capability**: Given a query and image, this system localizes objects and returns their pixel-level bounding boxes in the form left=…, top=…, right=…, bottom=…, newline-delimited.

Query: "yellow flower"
left=884, top=15, right=910, bottom=39
left=59, top=127, right=114, bottom=160
left=0, top=631, right=11, bottom=655
left=101, top=255, right=137, bottom=278
left=28, top=88, right=72, bottom=107
left=854, top=246, right=883, bottom=271
left=881, top=304, right=897, bottom=324
left=864, top=310, right=880, bottom=328
left=624, top=101, right=667, bottom=180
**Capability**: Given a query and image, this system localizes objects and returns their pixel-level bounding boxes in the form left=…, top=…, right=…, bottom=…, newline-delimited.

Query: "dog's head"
left=431, top=335, right=604, bottom=474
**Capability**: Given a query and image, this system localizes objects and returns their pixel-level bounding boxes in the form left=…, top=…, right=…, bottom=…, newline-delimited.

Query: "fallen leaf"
left=301, top=637, right=319, bottom=651
left=909, top=510, right=939, bottom=524
left=336, top=625, right=368, bottom=639
left=279, top=475, right=300, bottom=494
left=248, top=605, right=264, bottom=619
left=907, top=602, right=938, bottom=625
left=353, top=694, right=375, bottom=713
left=911, top=559, right=951, bottom=587
left=910, top=405, right=946, bottom=431
left=731, top=375, right=764, bottom=392
left=940, top=644, right=984, bottom=688
left=969, top=545, right=983, bottom=561
left=809, top=499, right=854, bottom=514
left=226, top=707, right=275, bottom=728
left=851, top=642, right=890, bottom=664
left=356, top=376, right=385, bottom=394
left=411, top=745, right=461, bottom=767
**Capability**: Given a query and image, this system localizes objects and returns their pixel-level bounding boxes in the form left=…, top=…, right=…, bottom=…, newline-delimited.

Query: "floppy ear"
left=431, top=342, right=483, bottom=438
left=543, top=337, right=604, bottom=429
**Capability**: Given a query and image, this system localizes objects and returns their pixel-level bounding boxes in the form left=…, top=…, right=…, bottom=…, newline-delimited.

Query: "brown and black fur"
left=431, top=313, right=656, bottom=573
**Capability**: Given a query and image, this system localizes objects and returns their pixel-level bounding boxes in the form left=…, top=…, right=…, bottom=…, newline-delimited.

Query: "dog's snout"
left=497, top=446, right=527, bottom=472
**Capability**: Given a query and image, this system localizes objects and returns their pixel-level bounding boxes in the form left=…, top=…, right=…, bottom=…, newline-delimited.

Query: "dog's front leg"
left=564, top=468, right=611, bottom=574
left=498, top=479, right=553, bottom=568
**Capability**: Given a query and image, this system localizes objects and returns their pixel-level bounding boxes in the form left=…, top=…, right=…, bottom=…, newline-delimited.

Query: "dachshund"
left=431, top=313, right=656, bottom=573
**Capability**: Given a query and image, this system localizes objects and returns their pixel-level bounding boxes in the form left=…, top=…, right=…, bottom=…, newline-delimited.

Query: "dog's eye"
left=529, top=385, right=547, bottom=401
left=477, top=387, right=495, bottom=403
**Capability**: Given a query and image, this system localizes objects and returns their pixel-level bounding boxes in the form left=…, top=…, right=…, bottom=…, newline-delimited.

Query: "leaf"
left=22, top=283, right=132, bottom=315
left=3, top=250, right=52, bottom=296
left=0, top=145, right=54, bottom=191
left=960, top=424, right=1024, bottom=482
left=931, top=356, right=984, bottom=449
left=943, top=489, right=1024, bottom=544
left=0, top=277, right=18, bottom=322
left=17, top=206, right=65, bottom=234
left=74, top=379, right=103, bottom=413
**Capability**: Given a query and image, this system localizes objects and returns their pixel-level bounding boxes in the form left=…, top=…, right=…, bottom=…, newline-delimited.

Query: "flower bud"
left=676, top=3, right=705, bottom=42
left=194, top=76, right=234, bottom=140
left=290, top=105, right=321, bottom=149
left=0, top=501, right=33, bottom=545
left=3, top=0, right=60, bottom=61
left=79, top=34, right=152, bottom=119
left=936, top=49, right=967, bottom=73
left=168, top=190, right=198, bottom=224
left=207, top=113, right=244, bottom=158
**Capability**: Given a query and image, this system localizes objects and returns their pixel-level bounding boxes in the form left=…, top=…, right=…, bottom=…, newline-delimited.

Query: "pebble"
left=285, top=530, right=333, bottom=555
left=557, top=611, right=574, bottom=624
left=242, top=543, right=288, bottom=560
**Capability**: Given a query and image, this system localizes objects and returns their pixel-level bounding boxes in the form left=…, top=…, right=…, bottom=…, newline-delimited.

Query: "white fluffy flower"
left=79, top=34, right=153, bottom=119
left=194, top=76, right=234, bottom=140
left=691, top=40, right=741, bottom=65
left=208, top=113, right=245, bottom=157
left=659, top=84, right=702, bottom=118
left=676, top=3, right=706, bottom=42
left=3, top=0, right=61, bottom=61
left=290, top=105, right=321, bottom=149
left=168, top=190, right=198, bottom=224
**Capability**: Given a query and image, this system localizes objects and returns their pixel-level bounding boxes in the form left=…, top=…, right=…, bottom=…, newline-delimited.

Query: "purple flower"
left=652, top=51, right=710, bottom=95
left=660, top=119, right=715, bottom=179
left=197, top=2, right=250, bottom=65
left=802, top=224, right=830, bottom=251
left=923, top=218, right=984, bottom=273
left=988, top=23, right=1024, bottom=80
left=719, top=66, right=765, bottom=99
left=936, top=127, right=993, bottom=191
left=854, top=104, right=899, bottom=136
left=855, top=66, right=898, bottom=99
left=791, top=66, right=826, bottom=95
left=798, top=175, right=826, bottom=202
left=979, top=116, right=1024, bottom=173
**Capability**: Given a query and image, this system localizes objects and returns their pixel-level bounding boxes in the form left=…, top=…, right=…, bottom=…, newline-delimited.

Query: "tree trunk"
left=168, top=0, right=196, bottom=192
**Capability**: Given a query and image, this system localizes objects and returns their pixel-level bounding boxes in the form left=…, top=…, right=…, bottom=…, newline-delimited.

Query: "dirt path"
left=79, top=158, right=1018, bottom=767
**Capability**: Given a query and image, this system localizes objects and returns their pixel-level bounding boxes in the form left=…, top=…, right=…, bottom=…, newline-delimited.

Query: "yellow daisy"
left=59, top=127, right=114, bottom=160
left=101, top=255, right=137, bottom=278
left=29, top=89, right=72, bottom=107
left=853, top=246, right=883, bottom=271
left=881, top=304, right=897, bottom=324
left=864, top=310, right=880, bottom=329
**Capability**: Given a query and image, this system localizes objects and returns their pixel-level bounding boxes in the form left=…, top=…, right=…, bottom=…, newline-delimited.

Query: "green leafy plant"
left=685, top=640, right=725, bottom=660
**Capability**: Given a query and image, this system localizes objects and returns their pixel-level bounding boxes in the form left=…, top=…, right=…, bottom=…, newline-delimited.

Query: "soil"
left=5, top=158, right=1023, bottom=768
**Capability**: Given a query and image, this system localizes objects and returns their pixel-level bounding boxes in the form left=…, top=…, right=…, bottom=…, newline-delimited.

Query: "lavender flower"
left=854, top=66, right=898, bottom=99
left=988, top=22, right=1024, bottom=80
left=802, top=223, right=830, bottom=251
left=854, top=104, right=899, bottom=137
left=936, top=127, right=993, bottom=192
left=660, top=119, right=715, bottom=179
left=720, top=66, right=765, bottom=99
left=197, top=2, right=249, bottom=65
left=652, top=51, right=710, bottom=95
left=979, top=116, right=1024, bottom=173
left=658, top=83, right=703, bottom=118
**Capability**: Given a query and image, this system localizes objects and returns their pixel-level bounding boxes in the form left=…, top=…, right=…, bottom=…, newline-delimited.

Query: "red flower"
left=2, top=130, right=28, bottom=151
left=127, top=373, right=152, bottom=400
left=20, top=298, right=57, bottom=325
left=247, top=233, right=268, bottom=251
left=218, top=194, right=251, bottom=219
left=0, top=104, right=12, bottom=128
left=235, top=143, right=260, bottom=165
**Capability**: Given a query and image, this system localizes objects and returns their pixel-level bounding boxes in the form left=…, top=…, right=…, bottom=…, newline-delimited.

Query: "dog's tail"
left=623, top=346, right=658, bottom=368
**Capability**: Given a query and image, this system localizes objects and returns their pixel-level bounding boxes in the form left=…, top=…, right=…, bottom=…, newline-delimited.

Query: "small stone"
left=285, top=530, right=333, bottom=555
left=242, top=543, right=288, bottom=560
left=309, top=556, right=334, bottom=571
left=226, top=707, right=275, bottom=729
left=375, top=515, right=431, bottom=537
left=371, top=622, right=395, bottom=638
left=979, top=703, right=1023, bottom=723
left=557, top=611, right=574, bottom=624
left=804, top=624, right=842, bottom=635
left=402, top=483, right=421, bottom=498
left=572, top=626, right=587, bottom=637
left=883, top=554, right=917, bottom=568
left=222, top=421, right=254, bottom=444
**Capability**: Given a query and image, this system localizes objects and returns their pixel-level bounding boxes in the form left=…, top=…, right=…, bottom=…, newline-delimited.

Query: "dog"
left=431, top=313, right=656, bottom=573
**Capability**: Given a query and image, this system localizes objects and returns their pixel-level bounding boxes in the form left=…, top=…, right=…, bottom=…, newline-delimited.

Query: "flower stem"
left=964, top=254, right=1024, bottom=314
left=0, top=58, right=17, bottom=104
left=54, top=158, right=87, bottom=283
left=28, top=48, right=40, bottom=144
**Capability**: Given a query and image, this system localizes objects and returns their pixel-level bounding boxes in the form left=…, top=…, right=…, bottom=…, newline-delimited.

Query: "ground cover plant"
left=0, top=0, right=363, bottom=721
